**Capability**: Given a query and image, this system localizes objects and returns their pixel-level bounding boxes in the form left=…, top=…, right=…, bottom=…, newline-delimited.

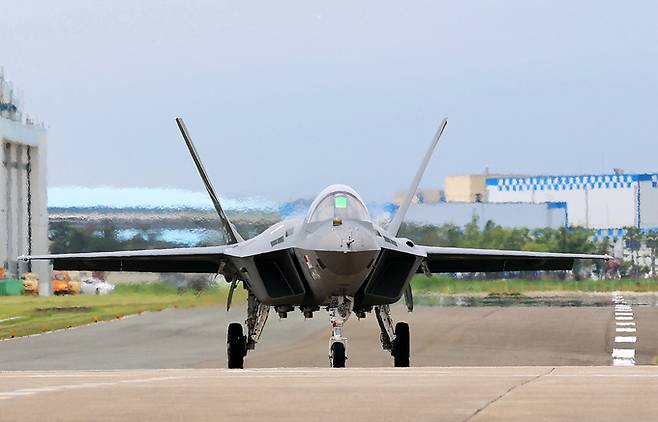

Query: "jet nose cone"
left=333, top=221, right=378, bottom=252
left=304, top=219, right=379, bottom=253
left=316, top=250, right=378, bottom=276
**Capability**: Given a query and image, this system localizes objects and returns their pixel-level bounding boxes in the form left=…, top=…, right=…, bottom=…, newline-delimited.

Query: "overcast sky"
left=2, top=1, right=657, bottom=202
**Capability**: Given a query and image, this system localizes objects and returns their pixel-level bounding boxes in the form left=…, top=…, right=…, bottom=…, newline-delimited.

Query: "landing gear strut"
left=328, top=296, right=353, bottom=368
left=226, top=291, right=270, bottom=369
left=375, top=305, right=410, bottom=367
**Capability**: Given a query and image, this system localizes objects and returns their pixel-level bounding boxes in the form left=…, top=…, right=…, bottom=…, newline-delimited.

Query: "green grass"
left=0, top=283, right=244, bottom=340
left=411, top=275, right=658, bottom=294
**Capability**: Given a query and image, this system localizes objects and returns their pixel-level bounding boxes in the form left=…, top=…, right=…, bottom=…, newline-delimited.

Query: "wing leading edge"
left=20, top=245, right=235, bottom=273
left=419, top=246, right=610, bottom=273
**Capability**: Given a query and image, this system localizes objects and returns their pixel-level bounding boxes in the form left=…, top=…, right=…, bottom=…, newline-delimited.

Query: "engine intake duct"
left=358, top=249, right=421, bottom=305
left=253, top=249, right=305, bottom=301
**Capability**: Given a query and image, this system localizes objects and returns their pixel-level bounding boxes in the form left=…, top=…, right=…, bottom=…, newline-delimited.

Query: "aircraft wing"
left=418, top=246, right=610, bottom=273
left=20, top=245, right=235, bottom=273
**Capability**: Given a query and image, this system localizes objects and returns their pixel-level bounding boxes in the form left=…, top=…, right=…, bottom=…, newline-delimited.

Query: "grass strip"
left=0, top=282, right=244, bottom=340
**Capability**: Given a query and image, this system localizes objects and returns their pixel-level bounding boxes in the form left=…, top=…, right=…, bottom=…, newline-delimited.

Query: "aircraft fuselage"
left=226, top=185, right=424, bottom=310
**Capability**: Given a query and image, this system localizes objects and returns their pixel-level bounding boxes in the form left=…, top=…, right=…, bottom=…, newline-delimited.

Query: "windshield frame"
left=306, top=191, right=369, bottom=224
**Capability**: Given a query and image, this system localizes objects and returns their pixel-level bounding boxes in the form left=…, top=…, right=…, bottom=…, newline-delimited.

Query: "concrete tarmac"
left=1, top=367, right=658, bottom=421
left=2, top=303, right=658, bottom=369
left=2, top=298, right=658, bottom=420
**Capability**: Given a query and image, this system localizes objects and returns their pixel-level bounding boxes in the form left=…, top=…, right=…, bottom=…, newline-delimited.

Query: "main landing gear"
left=375, top=304, right=410, bottom=367
left=227, top=292, right=270, bottom=369
left=227, top=294, right=411, bottom=369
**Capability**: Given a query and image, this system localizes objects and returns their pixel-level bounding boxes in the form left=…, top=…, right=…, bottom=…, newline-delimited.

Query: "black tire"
left=227, top=322, right=246, bottom=369
left=330, top=342, right=346, bottom=368
left=393, top=322, right=410, bottom=367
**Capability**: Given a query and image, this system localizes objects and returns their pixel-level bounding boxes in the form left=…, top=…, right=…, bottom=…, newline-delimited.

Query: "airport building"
left=0, top=67, right=49, bottom=292
left=400, top=170, right=658, bottom=248
left=444, top=173, right=521, bottom=203
left=485, top=172, right=658, bottom=239
left=405, top=202, right=567, bottom=229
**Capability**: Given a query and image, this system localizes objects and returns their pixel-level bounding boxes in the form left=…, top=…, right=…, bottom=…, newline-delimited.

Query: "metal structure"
left=0, top=68, right=48, bottom=291
left=405, top=201, right=567, bottom=229
left=22, top=117, right=608, bottom=368
left=485, top=173, right=658, bottom=233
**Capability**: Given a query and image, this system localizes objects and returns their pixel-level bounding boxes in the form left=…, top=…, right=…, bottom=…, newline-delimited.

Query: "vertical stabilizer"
left=175, top=117, right=243, bottom=244
left=388, top=118, right=448, bottom=236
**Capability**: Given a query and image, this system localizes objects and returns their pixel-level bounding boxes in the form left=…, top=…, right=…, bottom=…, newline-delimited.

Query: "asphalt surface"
left=2, top=367, right=658, bottom=421
left=2, top=298, right=658, bottom=369
left=2, top=296, right=658, bottom=420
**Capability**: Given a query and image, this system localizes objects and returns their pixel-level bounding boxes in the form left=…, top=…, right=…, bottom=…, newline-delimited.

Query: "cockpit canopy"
left=306, top=185, right=369, bottom=223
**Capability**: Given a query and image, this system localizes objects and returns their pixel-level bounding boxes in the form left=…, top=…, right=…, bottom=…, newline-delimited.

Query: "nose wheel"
left=330, top=342, right=346, bottom=368
left=328, top=296, right=353, bottom=368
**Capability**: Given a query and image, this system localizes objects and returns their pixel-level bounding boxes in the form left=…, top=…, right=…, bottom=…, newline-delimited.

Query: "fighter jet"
left=21, top=117, right=609, bottom=368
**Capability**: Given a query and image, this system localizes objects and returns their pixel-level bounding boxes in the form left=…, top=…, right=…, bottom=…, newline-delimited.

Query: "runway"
left=2, top=296, right=658, bottom=369
left=2, top=296, right=658, bottom=420
left=1, top=367, right=658, bottom=421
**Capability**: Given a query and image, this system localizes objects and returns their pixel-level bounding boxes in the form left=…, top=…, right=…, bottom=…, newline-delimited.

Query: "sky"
left=2, top=0, right=657, bottom=204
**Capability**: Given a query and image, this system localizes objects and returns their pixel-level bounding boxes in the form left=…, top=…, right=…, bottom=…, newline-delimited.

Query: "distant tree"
left=48, top=221, right=181, bottom=253
left=398, top=223, right=462, bottom=247
left=624, top=226, right=643, bottom=279
left=462, top=215, right=482, bottom=248
left=592, top=237, right=612, bottom=279
left=400, top=219, right=605, bottom=280
left=645, top=230, right=658, bottom=279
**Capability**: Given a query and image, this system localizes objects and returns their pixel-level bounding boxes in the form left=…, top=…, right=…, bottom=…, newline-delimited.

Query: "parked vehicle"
left=81, top=277, right=114, bottom=295
left=52, top=271, right=74, bottom=295
left=69, top=279, right=81, bottom=295
left=20, top=272, right=39, bottom=295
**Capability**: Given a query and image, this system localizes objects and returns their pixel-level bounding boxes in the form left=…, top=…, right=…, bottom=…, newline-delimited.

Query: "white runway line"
left=612, top=349, right=635, bottom=359
left=613, top=359, right=636, bottom=366
left=0, top=316, right=23, bottom=324
left=611, top=293, right=636, bottom=366
left=0, top=375, right=192, bottom=401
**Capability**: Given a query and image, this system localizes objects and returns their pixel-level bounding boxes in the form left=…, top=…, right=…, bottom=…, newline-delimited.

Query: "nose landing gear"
left=328, top=296, right=353, bottom=368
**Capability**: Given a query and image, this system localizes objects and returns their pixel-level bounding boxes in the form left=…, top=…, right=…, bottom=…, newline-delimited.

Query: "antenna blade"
left=175, top=117, right=242, bottom=244
left=388, top=118, right=448, bottom=236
